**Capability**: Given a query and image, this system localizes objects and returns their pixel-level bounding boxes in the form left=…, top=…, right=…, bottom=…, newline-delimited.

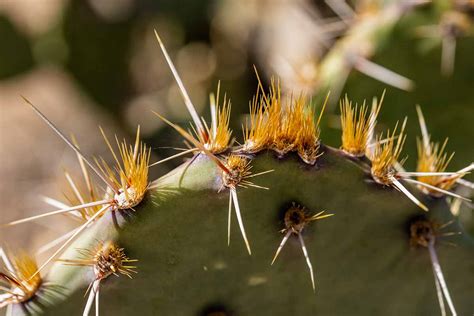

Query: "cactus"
left=3, top=147, right=474, bottom=314
left=2, top=76, right=474, bottom=315
left=2, top=3, right=474, bottom=315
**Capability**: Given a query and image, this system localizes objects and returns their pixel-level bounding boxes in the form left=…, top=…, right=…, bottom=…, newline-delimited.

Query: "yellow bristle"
left=97, top=127, right=151, bottom=210
left=296, top=94, right=328, bottom=165
left=243, top=90, right=271, bottom=153
left=92, top=242, right=137, bottom=279
left=243, top=78, right=325, bottom=164
left=243, top=78, right=282, bottom=153
left=294, top=98, right=318, bottom=163
left=226, top=154, right=250, bottom=171
left=265, top=80, right=284, bottom=150
left=273, top=95, right=301, bottom=155
left=340, top=95, right=381, bottom=157
left=58, top=241, right=137, bottom=280
left=205, top=93, right=232, bottom=153
left=223, top=155, right=252, bottom=188
left=273, top=93, right=325, bottom=164
left=416, top=138, right=459, bottom=196
left=222, top=154, right=273, bottom=191
left=13, top=254, right=42, bottom=296
left=267, top=80, right=283, bottom=132
left=370, top=120, right=407, bottom=185
left=0, top=252, right=42, bottom=306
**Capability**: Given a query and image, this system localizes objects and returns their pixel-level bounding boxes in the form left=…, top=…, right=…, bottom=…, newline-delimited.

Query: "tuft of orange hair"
left=96, top=126, right=151, bottom=210
left=369, top=120, right=407, bottom=185
left=58, top=241, right=137, bottom=280
left=203, top=91, right=232, bottom=154
left=243, top=78, right=326, bottom=164
left=416, top=138, right=460, bottom=196
left=340, top=95, right=382, bottom=157
left=0, top=252, right=42, bottom=307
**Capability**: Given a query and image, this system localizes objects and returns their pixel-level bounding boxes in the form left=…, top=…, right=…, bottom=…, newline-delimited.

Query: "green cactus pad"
left=16, top=148, right=473, bottom=315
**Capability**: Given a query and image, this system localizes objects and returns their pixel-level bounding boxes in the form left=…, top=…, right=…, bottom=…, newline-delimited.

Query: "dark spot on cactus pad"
left=199, top=302, right=233, bottom=316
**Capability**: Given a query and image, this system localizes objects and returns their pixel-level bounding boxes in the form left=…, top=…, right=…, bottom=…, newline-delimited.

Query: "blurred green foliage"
left=0, top=16, right=33, bottom=79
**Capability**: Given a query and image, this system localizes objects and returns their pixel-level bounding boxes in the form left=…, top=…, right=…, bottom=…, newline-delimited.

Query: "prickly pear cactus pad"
left=7, top=149, right=474, bottom=315
left=3, top=80, right=474, bottom=315
left=2, top=1, right=474, bottom=313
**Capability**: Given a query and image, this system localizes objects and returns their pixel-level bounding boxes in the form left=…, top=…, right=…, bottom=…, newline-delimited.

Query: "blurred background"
left=0, top=0, right=473, bottom=258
